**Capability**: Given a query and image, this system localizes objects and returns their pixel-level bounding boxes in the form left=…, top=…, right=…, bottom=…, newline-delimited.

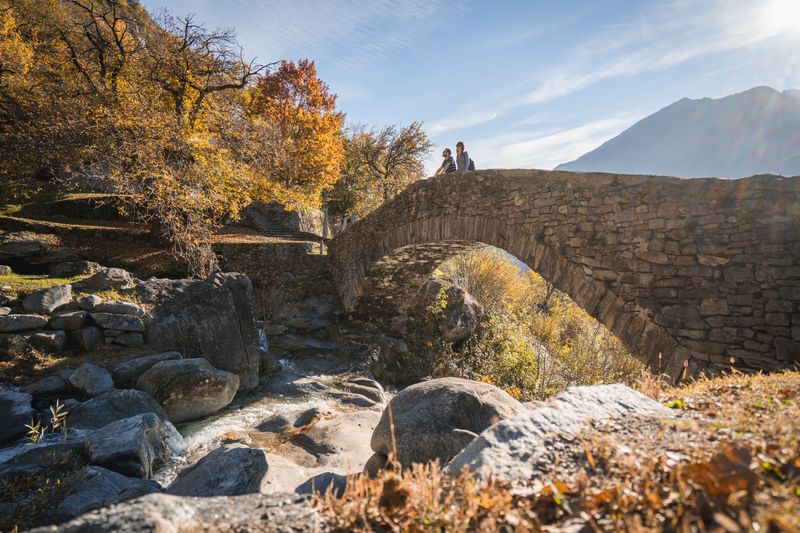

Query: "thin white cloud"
left=430, top=0, right=791, bottom=133
left=424, top=112, right=644, bottom=175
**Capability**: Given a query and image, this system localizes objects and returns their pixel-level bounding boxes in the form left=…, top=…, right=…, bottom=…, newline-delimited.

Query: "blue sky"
left=142, top=0, right=800, bottom=174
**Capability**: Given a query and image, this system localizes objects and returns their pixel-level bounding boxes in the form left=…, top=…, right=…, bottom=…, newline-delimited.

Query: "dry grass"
left=316, top=371, right=800, bottom=532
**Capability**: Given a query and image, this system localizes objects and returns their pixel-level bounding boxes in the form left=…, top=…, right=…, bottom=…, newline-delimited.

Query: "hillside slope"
left=557, top=86, right=800, bottom=178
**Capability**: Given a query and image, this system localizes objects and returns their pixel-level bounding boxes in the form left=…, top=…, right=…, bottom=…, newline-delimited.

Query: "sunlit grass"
left=0, top=273, right=88, bottom=297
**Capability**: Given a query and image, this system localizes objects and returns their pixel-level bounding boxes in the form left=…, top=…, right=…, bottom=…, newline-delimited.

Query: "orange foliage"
left=249, top=59, right=345, bottom=210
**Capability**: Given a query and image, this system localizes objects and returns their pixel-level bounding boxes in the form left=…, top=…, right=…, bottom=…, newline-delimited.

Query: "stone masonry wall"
left=328, top=170, right=800, bottom=377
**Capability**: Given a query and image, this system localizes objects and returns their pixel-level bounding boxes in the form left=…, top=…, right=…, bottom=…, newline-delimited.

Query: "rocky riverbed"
left=0, top=265, right=690, bottom=532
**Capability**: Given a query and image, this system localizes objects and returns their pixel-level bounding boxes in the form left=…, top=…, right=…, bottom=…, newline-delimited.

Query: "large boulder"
left=135, top=358, right=239, bottom=423
left=0, top=386, right=33, bottom=444
left=166, top=444, right=268, bottom=497
left=22, top=285, right=72, bottom=314
left=111, top=352, right=182, bottom=388
left=80, top=267, right=135, bottom=291
left=0, top=313, right=48, bottom=332
left=69, top=363, right=114, bottom=398
left=136, top=273, right=260, bottom=391
left=367, top=377, right=525, bottom=472
left=84, top=413, right=181, bottom=478
left=27, top=493, right=319, bottom=533
left=70, top=389, right=167, bottom=429
left=446, top=384, right=673, bottom=480
left=53, top=466, right=160, bottom=525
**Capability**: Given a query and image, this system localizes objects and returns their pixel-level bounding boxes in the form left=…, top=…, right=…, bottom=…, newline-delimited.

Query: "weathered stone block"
left=700, top=299, right=728, bottom=316
left=775, top=338, right=800, bottom=362
left=91, top=313, right=145, bottom=332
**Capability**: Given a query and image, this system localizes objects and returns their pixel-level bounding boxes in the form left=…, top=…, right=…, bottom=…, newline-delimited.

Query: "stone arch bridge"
left=328, top=170, right=800, bottom=377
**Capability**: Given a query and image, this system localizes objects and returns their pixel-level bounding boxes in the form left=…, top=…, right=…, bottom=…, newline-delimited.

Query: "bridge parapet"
left=329, top=170, right=800, bottom=376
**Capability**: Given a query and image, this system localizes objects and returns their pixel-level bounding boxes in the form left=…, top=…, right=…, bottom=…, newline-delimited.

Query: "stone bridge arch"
left=329, top=170, right=800, bottom=377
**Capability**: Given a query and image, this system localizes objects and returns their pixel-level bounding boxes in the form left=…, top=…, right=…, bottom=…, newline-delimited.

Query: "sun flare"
left=763, top=0, right=800, bottom=32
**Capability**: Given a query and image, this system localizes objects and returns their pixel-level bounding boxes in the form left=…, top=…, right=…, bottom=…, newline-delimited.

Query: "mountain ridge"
left=556, top=86, right=800, bottom=178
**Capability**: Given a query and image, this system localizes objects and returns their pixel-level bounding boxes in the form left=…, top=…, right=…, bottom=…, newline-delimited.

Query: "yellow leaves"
left=0, top=7, right=34, bottom=77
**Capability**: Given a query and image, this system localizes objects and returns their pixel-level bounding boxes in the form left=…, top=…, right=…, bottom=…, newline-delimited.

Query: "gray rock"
left=0, top=439, right=85, bottom=486
left=91, top=313, right=145, bottom=332
left=80, top=268, right=135, bottom=291
left=335, top=377, right=385, bottom=404
left=70, top=389, right=167, bottom=429
left=111, top=352, right=182, bottom=388
left=113, top=332, right=146, bottom=347
left=27, top=492, right=319, bottom=533
left=327, top=390, right=377, bottom=408
left=137, top=273, right=260, bottom=391
left=0, top=306, right=10, bottom=316
left=367, top=336, right=426, bottom=385
left=55, top=466, right=161, bottom=524
left=84, top=413, right=177, bottom=478
left=94, top=301, right=145, bottom=317
left=50, top=310, right=88, bottom=330
left=0, top=313, right=48, bottom=332
left=136, top=358, right=239, bottom=423
left=50, top=261, right=103, bottom=278
left=0, top=386, right=33, bottom=444
left=295, top=472, right=347, bottom=497
left=22, top=284, right=72, bottom=314
left=29, top=330, right=67, bottom=352
left=368, top=377, right=525, bottom=471
left=24, top=372, right=73, bottom=399
left=76, top=295, right=103, bottom=311
left=69, top=363, right=114, bottom=398
left=103, top=329, right=124, bottom=337
left=0, top=265, right=11, bottom=275
left=414, top=280, right=484, bottom=344
left=167, top=444, right=268, bottom=497
left=271, top=333, right=338, bottom=353
left=446, top=384, right=674, bottom=480
left=72, top=327, right=104, bottom=351
left=259, top=352, right=282, bottom=377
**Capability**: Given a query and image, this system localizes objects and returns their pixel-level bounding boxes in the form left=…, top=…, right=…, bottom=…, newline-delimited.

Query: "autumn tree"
left=327, top=122, right=432, bottom=218
left=248, top=59, right=344, bottom=210
left=0, top=0, right=343, bottom=275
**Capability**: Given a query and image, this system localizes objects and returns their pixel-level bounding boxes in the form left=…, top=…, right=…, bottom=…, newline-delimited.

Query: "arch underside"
left=348, top=229, right=677, bottom=376
left=352, top=241, right=486, bottom=329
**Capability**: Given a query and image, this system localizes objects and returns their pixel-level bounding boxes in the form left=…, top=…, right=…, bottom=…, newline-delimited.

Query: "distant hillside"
left=557, top=86, right=800, bottom=178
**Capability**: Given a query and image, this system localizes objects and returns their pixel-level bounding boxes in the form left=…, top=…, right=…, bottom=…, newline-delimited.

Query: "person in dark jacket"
left=456, top=141, right=470, bottom=171
left=434, top=148, right=457, bottom=176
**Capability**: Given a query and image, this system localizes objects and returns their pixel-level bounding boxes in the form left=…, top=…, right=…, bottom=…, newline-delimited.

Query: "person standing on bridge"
left=456, top=141, right=471, bottom=172
left=434, top=148, right=457, bottom=176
